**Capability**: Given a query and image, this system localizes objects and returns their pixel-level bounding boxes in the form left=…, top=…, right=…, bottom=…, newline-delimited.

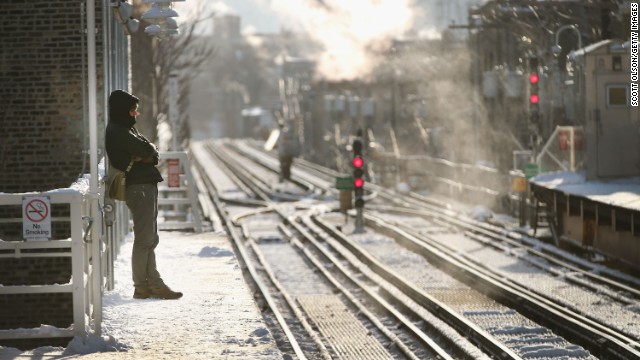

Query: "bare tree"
left=131, top=0, right=215, bottom=147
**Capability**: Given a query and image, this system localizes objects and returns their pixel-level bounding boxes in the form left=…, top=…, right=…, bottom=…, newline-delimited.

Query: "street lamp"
left=552, top=25, right=582, bottom=58
left=111, top=0, right=140, bottom=35
left=142, top=0, right=185, bottom=38
left=549, top=25, right=582, bottom=133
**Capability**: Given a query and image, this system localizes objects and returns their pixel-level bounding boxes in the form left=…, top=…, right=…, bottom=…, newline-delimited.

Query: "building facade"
left=0, top=0, right=129, bottom=348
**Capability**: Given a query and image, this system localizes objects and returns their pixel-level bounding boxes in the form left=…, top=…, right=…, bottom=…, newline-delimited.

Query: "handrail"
left=157, top=151, right=203, bottom=233
left=536, top=125, right=584, bottom=171
left=0, top=161, right=129, bottom=341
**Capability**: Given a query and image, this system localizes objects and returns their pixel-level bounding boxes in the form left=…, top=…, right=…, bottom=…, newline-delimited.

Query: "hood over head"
left=109, top=90, right=139, bottom=126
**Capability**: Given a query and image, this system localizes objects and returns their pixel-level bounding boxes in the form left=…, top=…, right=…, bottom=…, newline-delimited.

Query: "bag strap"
left=124, top=159, right=135, bottom=173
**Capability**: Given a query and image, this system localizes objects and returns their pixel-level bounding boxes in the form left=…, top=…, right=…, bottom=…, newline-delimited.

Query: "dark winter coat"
left=105, top=90, right=163, bottom=185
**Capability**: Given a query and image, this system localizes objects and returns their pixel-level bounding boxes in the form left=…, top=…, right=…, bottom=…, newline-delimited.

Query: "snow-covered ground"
left=0, top=231, right=282, bottom=360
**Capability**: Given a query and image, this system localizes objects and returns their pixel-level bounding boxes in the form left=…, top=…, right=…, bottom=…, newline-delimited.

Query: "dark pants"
left=126, top=183, right=164, bottom=288
left=279, top=155, right=293, bottom=181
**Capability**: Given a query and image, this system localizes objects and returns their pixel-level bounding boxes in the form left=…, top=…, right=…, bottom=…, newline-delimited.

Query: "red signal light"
left=530, top=94, right=539, bottom=104
left=352, top=157, right=363, bottom=168
left=354, top=177, right=364, bottom=188
left=529, top=73, right=539, bottom=84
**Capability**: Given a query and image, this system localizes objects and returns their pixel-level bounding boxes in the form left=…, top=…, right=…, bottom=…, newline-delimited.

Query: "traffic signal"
left=529, top=57, right=540, bottom=115
left=352, top=137, right=365, bottom=208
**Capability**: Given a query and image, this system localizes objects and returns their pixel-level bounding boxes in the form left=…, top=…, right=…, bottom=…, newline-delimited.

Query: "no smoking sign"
left=22, top=196, right=51, bottom=241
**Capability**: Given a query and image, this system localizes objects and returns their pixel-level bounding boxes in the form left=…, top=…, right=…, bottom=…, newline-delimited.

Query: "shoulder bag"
left=107, top=160, right=134, bottom=201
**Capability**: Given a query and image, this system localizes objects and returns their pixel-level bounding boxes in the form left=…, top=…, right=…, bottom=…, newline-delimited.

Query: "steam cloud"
left=269, top=0, right=415, bottom=81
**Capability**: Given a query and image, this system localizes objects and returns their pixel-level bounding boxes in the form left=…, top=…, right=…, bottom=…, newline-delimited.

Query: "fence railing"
left=157, top=151, right=202, bottom=233
left=0, top=161, right=129, bottom=340
left=536, top=126, right=585, bottom=172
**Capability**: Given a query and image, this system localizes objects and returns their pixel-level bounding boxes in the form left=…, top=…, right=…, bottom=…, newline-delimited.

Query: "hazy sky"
left=173, top=0, right=476, bottom=81
left=174, top=0, right=285, bottom=34
left=174, top=0, right=476, bottom=35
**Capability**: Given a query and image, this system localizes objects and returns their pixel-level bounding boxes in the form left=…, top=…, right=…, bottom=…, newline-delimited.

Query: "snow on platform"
left=0, top=231, right=283, bottom=360
left=531, top=171, right=640, bottom=212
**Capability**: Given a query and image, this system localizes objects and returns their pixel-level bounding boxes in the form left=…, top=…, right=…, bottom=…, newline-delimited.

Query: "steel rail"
left=290, top=146, right=640, bottom=357
left=225, top=141, right=321, bottom=198
left=289, top=215, right=483, bottom=360
left=243, top=142, right=640, bottom=302
left=192, top=146, right=309, bottom=360
left=308, top=216, right=522, bottom=359
left=371, top=204, right=640, bottom=300
left=200, top=140, right=640, bottom=358
left=364, top=214, right=640, bottom=360
left=200, top=141, right=422, bottom=359
left=283, top=225, right=427, bottom=360
left=214, top=151, right=432, bottom=359
left=244, top=236, right=333, bottom=360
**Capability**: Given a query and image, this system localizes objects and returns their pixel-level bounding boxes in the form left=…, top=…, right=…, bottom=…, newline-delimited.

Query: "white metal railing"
left=536, top=126, right=585, bottom=172
left=157, top=151, right=202, bottom=233
left=0, top=161, right=129, bottom=341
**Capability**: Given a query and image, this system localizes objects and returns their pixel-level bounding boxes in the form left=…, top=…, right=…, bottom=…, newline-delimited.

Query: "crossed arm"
left=132, top=154, right=157, bottom=164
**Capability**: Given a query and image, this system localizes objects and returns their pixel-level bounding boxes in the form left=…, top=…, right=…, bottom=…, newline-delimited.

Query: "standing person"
left=277, top=124, right=299, bottom=182
left=105, top=89, right=183, bottom=300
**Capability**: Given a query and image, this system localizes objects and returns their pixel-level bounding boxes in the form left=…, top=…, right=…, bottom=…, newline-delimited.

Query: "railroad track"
left=192, top=139, right=640, bottom=359
left=234, top=139, right=640, bottom=292
left=196, top=142, right=466, bottom=359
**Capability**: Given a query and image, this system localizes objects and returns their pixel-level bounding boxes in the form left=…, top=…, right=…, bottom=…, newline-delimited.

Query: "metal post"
left=519, top=191, right=527, bottom=228
left=354, top=208, right=365, bottom=234
left=86, top=0, right=103, bottom=336
left=569, top=127, right=575, bottom=171
left=70, top=198, right=86, bottom=337
left=169, top=74, right=179, bottom=150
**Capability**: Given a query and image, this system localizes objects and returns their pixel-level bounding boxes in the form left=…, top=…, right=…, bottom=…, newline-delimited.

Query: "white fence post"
left=70, top=195, right=86, bottom=337
left=0, top=170, right=130, bottom=341
left=158, top=151, right=203, bottom=232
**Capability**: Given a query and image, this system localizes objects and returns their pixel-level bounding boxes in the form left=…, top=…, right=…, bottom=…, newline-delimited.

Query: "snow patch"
left=468, top=205, right=493, bottom=222
left=198, top=246, right=234, bottom=257
left=65, top=334, right=129, bottom=354
left=519, top=344, right=590, bottom=358
left=396, top=182, right=411, bottom=193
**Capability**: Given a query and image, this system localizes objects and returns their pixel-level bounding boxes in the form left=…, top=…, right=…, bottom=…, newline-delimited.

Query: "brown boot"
left=133, top=286, right=150, bottom=299
left=149, top=285, right=183, bottom=300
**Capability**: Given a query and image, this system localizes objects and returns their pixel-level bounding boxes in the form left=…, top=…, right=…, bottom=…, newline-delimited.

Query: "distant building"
left=569, top=39, right=640, bottom=179
left=214, top=14, right=242, bottom=40
left=187, top=15, right=315, bottom=139
left=469, top=0, right=625, bottom=148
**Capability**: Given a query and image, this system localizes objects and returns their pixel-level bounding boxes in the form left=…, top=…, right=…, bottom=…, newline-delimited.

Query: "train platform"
left=1, top=230, right=283, bottom=360
left=530, top=170, right=640, bottom=211
left=529, top=170, right=640, bottom=269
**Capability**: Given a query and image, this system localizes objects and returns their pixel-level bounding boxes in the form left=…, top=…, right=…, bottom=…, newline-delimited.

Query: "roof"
left=531, top=171, right=640, bottom=212
left=568, top=39, right=628, bottom=60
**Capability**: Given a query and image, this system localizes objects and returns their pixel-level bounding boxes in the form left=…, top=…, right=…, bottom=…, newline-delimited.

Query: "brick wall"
left=0, top=0, right=104, bottom=193
left=0, top=0, right=105, bottom=349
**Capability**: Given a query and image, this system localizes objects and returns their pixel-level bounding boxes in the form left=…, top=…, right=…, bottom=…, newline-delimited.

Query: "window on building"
left=607, top=85, right=628, bottom=107
left=612, top=56, right=622, bottom=71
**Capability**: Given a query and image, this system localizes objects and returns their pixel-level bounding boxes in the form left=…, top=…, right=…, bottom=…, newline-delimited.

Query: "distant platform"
left=530, top=171, right=640, bottom=270
left=530, top=171, right=640, bottom=212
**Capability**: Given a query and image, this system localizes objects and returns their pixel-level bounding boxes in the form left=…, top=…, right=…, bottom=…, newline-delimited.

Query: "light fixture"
left=142, top=0, right=185, bottom=38
left=111, top=0, right=140, bottom=35
left=141, top=6, right=179, bottom=20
